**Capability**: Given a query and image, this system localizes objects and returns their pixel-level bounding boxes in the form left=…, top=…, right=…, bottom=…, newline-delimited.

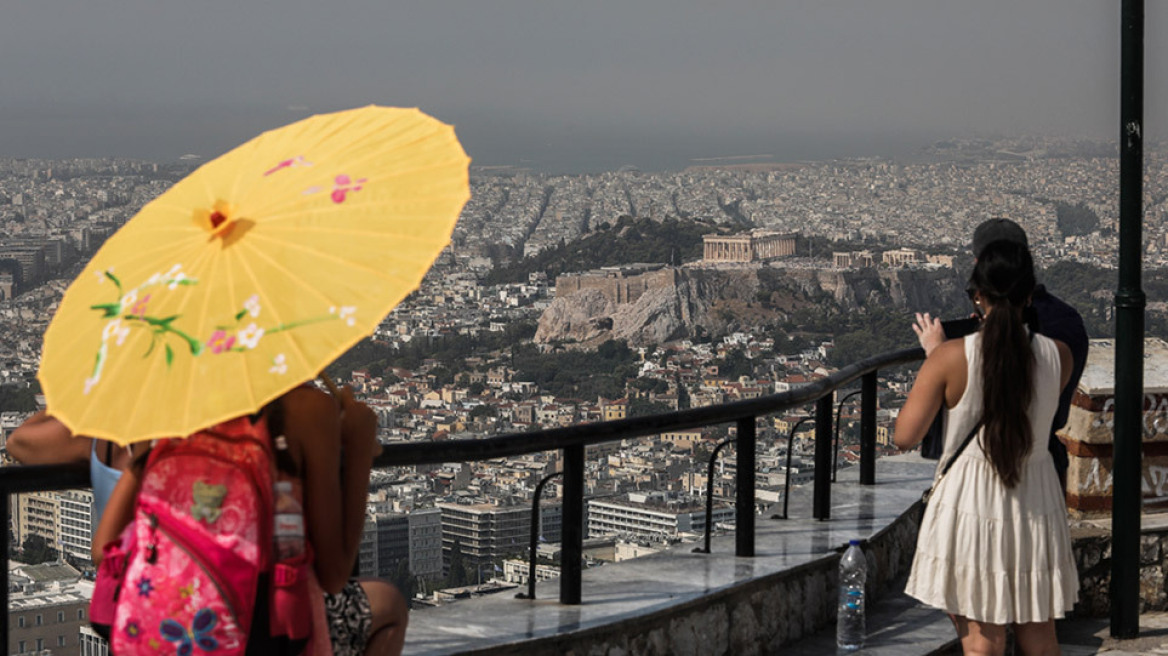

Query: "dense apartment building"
left=57, top=490, right=95, bottom=567
left=374, top=512, right=411, bottom=579
left=587, top=491, right=735, bottom=540
left=354, top=508, right=446, bottom=583
left=408, top=507, right=443, bottom=582
left=12, top=489, right=96, bottom=568
left=8, top=562, right=91, bottom=656
left=438, top=501, right=563, bottom=571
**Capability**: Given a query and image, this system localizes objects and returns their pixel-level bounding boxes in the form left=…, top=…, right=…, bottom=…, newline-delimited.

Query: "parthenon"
left=702, top=231, right=797, bottom=263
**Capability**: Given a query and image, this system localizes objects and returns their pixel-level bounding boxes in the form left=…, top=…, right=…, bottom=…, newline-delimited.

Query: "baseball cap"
left=971, top=218, right=1028, bottom=258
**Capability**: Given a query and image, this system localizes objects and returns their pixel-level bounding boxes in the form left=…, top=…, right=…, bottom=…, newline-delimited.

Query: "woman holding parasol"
left=38, top=106, right=470, bottom=655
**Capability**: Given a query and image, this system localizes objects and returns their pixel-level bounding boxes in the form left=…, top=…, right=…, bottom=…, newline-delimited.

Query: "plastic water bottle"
left=837, top=539, right=866, bottom=651
left=273, top=480, right=305, bottom=561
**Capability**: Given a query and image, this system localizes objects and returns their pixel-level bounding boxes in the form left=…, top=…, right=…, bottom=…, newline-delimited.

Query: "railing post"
left=861, top=371, right=877, bottom=485
left=813, top=396, right=834, bottom=520
left=833, top=390, right=861, bottom=482
left=560, top=444, right=585, bottom=604
left=735, top=417, right=755, bottom=557
left=1, top=486, right=8, bottom=653
left=694, top=437, right=736, bottom=554
left=776, top=417, right=812, bottom=520
left=518, top=472, right=561, bottom=600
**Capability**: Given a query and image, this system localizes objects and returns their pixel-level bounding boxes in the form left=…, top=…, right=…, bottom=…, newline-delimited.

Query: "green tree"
left=0, top=385, right=38, bottom=413
left=483, top=216, right=722, bottom=285
left=1054, top=201, right=1101, bottom=237
left=446, top=538, right=468, bottom=588
left=392, top=559, right=418, bottom=606
left=712, top=347, right=753, bottom=379
left=676, top=375, right=691, bottom=409
left=20, top=534, right=57, bottom=565
left=470, top=404, right=497, bottom=419
left=429, top=366, right=454, bottom=387
left=628, top=398, right=672, bottom=418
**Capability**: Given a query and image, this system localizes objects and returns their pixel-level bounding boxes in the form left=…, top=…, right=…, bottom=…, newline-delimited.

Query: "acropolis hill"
left=539, top=261, right=965, bottom=346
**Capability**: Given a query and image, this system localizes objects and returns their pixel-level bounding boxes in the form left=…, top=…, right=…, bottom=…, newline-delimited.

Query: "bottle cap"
left=849, top=539, right=861, bottom=546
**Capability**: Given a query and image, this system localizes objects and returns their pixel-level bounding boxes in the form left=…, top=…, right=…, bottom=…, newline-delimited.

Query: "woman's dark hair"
left=969, top=239, right=1036, bottom=488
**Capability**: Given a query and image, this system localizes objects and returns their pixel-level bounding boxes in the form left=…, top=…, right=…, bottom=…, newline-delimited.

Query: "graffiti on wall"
left=1090, top=394, right=1168, bottom=437
left=1077, top=459, right=1168, bottom=506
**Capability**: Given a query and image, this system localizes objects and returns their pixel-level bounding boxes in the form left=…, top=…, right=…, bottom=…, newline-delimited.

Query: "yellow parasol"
left=38, top=106, right=470, bottom=446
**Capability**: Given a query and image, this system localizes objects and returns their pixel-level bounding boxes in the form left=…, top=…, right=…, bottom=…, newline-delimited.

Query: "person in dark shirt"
left=916, top=218, right=1089, bottom=486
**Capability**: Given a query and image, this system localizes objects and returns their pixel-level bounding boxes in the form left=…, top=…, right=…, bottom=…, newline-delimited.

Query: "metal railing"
left=0, top=346, right=925, bottom=645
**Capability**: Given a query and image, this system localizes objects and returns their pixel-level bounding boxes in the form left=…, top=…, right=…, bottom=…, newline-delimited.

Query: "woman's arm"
left=92, top=465, right=141, bottom=564
left=336, top=387, right=380, bottom=570
left=7, top=411, right=92, bottom=465
left=1055, top=340, right=1074, bottom=391
left=286, top=385, right=369, bottom=594
left=894, top=339, right=964, bottom=451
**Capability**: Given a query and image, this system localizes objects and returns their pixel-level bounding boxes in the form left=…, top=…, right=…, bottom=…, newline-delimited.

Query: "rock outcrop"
left=536, top=265, right=965, bottom=347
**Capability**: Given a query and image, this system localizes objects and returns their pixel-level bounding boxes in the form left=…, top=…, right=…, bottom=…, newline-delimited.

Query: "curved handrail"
left=0, top=344, right=926, bottom=643
left=373, top=346, right=924, bottom=466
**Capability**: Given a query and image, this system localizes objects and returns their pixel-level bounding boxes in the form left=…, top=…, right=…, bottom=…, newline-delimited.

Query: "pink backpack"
left=91, top=413, right=314, bottom=655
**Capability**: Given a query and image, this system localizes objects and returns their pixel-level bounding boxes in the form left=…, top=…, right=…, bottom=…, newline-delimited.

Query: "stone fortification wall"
left=554, top=266, right=678, bottom=306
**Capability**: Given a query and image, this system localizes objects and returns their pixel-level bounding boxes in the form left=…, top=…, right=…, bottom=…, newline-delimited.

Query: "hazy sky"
left=1, top=1, right=1164, bottom=172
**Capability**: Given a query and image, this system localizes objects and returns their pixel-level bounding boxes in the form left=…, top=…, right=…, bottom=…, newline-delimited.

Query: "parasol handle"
left=319, top=372, right=342, bottom=398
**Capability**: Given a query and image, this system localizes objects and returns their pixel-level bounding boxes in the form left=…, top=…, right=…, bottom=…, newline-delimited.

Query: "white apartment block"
left=502, top=558, right=561, bottom=586
left=587, top=491, right=735, bottom=540
left=58, top=489, right=95, bottom=566
left=13, top=488, right=95, bottom=568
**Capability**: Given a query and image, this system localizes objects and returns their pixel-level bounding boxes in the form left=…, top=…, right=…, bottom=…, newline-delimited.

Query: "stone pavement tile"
left=1055, top=612, right=1168, bottom=655
left=782, top=574, right=959, bottom=656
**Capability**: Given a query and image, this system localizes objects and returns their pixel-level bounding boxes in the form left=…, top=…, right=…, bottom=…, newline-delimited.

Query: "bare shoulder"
left=930, top=336, right=967, bottom=368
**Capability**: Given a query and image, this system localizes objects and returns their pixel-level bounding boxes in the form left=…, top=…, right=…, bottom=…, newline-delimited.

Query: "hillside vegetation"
left=484, top=216, right=725, bottom=285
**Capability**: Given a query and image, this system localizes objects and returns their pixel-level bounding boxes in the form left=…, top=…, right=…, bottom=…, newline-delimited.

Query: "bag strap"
left=937, top=419, right=982, bottom=480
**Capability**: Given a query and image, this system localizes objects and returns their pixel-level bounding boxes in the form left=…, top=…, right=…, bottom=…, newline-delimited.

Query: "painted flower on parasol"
left=39, top=106, right=470, bottom=446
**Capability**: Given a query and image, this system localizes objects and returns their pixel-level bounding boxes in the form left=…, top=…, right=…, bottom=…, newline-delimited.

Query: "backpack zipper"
left=146, top=510, right=246, bottom=621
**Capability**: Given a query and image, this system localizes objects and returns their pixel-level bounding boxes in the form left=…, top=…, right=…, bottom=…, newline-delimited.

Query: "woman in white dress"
left=895, top=240, right=1078, bottom=656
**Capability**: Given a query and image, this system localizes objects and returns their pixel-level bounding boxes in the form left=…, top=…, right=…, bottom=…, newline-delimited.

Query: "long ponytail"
left=970, top=241, right=1036, bottom=488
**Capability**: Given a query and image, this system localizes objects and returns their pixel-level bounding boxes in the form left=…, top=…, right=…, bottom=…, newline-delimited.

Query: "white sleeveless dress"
left=904, top=332, right=1079, bottom=624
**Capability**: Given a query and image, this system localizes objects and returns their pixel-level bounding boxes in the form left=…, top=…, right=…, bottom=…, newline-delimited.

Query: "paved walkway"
left=1052, top=612, right=1168, bottom=656
left=795, top=607, right=1168, bottom=655
left=907, top=611, right=1168, bottom=655
left=404, top=457, right=937, bottom=654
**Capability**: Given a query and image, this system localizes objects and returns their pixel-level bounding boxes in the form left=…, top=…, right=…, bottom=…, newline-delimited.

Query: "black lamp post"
left=1112, top=0, right=1145, bottom=639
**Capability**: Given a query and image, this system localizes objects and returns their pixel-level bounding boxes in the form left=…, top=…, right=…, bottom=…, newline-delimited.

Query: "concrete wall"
left=457, top=503, right=924, bottom=656
left=1062, top=339, right=1168, bottom=517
